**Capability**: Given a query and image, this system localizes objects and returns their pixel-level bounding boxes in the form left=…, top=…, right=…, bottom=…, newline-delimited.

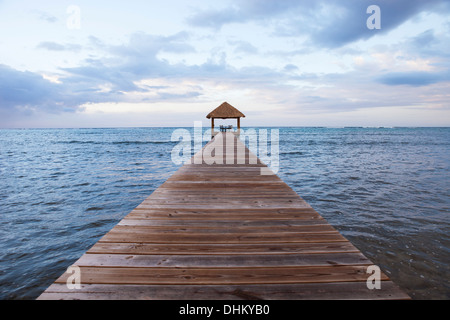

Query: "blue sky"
left=1, top=0, right=449, bottom=128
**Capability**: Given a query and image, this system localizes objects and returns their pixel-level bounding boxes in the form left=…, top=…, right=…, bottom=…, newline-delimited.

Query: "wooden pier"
left=38, top=132, right=409, bottom=300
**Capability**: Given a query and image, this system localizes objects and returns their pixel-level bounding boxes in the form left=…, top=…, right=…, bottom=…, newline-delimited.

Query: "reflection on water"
left=0, top=127, right=448, bottom=299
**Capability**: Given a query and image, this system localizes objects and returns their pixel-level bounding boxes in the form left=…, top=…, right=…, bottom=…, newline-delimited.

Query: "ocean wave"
left=111, top=141, right=174, bottom=145
left=280, top=151, right=304, bottom=156
left=59, top=140, right=174, bottom=145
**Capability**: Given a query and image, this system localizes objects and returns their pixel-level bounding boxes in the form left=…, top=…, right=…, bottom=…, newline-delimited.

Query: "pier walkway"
left=38, top=132, right=409, bottom=300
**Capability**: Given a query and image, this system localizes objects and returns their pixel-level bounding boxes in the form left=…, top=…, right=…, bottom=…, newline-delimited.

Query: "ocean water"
left=0, top=127, right=448, bottom=300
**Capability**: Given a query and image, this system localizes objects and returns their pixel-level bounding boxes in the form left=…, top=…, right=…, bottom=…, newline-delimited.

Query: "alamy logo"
left=67, top=5, right=81, bottom=30
left=66, top=266, right=81, bottom=290
left=171, top=122, right=279, bottom=175
left=367, top=5, right=381, bottom=30
left=366, top=265, right=382, bottom=290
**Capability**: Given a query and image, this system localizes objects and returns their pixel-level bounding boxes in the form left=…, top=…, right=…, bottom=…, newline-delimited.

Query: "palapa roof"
left=206, top=102, right=246, bottom=119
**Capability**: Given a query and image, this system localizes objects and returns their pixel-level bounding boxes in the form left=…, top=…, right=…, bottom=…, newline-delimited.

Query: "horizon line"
left=1, top=125, right=449, bottom=130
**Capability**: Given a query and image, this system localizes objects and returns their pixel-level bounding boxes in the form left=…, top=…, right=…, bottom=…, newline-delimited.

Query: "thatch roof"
left=206, top=102, right=246, bottom=119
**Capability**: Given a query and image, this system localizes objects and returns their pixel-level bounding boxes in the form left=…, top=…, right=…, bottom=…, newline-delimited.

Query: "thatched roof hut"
left=207, top=102, right=246, bottom=119
left=207, top=102, right=245, bottom=132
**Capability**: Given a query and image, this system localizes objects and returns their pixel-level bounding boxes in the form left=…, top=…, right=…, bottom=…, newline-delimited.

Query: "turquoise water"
left=0, top=127, right=449, bottom=299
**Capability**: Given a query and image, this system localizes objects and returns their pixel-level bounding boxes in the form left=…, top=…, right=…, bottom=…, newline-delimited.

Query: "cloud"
left=61, top=31, right=287, bottom=96
left=1, top=31, right=218, bottom=124
left=283, top=64, right=299, bottom=72
left=229, top=40, right=258, bottom=54
left=110, top=32, right=196, bottom=57
left=0, top=62, right=126, bottom=125
left=187, top=0, right=450, bottom=48
left=377, top=71, right=450, bottom=86
left=37, top=41, right=82, bottom=52
left=402, top=28, right=450, bottom=61
left=306, top=0, right=448, bottom=48
left=187, top=6, right=244, bottom=29
left=36, top=11, right=58, bottom=23
left=411, top=29, right=438, bottom=48
left=0, top=65, right=78, bottom=122
left=186, top=0, right=312, bottom=29
left=272, top=70, right=450, bottom=116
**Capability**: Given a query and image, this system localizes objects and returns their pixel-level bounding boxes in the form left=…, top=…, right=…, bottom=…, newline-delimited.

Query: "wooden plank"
left=117, top=218, right=328, bottom=227
left=38, top=282, right=411, bottom=300
left=107, top=224, right=338, bottom=234
left=128, top=208, right=317, bottom=213
left=126, top=208, right=321, bottom=220
left=54, top=265, right=388, bottom=285
left=135, top=203, right=310, bottom=209
left=74, top=252, right=371, bottom=268
left=87, top=242, right=360, bottom=255
left=99, top=231, right=347, bottom=244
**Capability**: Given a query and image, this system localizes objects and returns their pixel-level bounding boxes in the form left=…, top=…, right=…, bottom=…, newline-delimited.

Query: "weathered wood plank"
left=54, top=265, right=388, bottom=285
left=74, top=252, right=371, bottom=268
left=87, top=242, right=359, bottom=255
left=99, top=231, right=347, bottom=244
left=107, top=224, right=338, bottom=234
left=38, top=282, right=410, bottom=300
left=117, top=218, right=328, bottom=227
left=126, top=210, right=322, bottom=220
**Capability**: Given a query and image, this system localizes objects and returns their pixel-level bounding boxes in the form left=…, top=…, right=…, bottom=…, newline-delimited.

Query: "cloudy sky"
left=1, top=0, right=449, bottom=128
